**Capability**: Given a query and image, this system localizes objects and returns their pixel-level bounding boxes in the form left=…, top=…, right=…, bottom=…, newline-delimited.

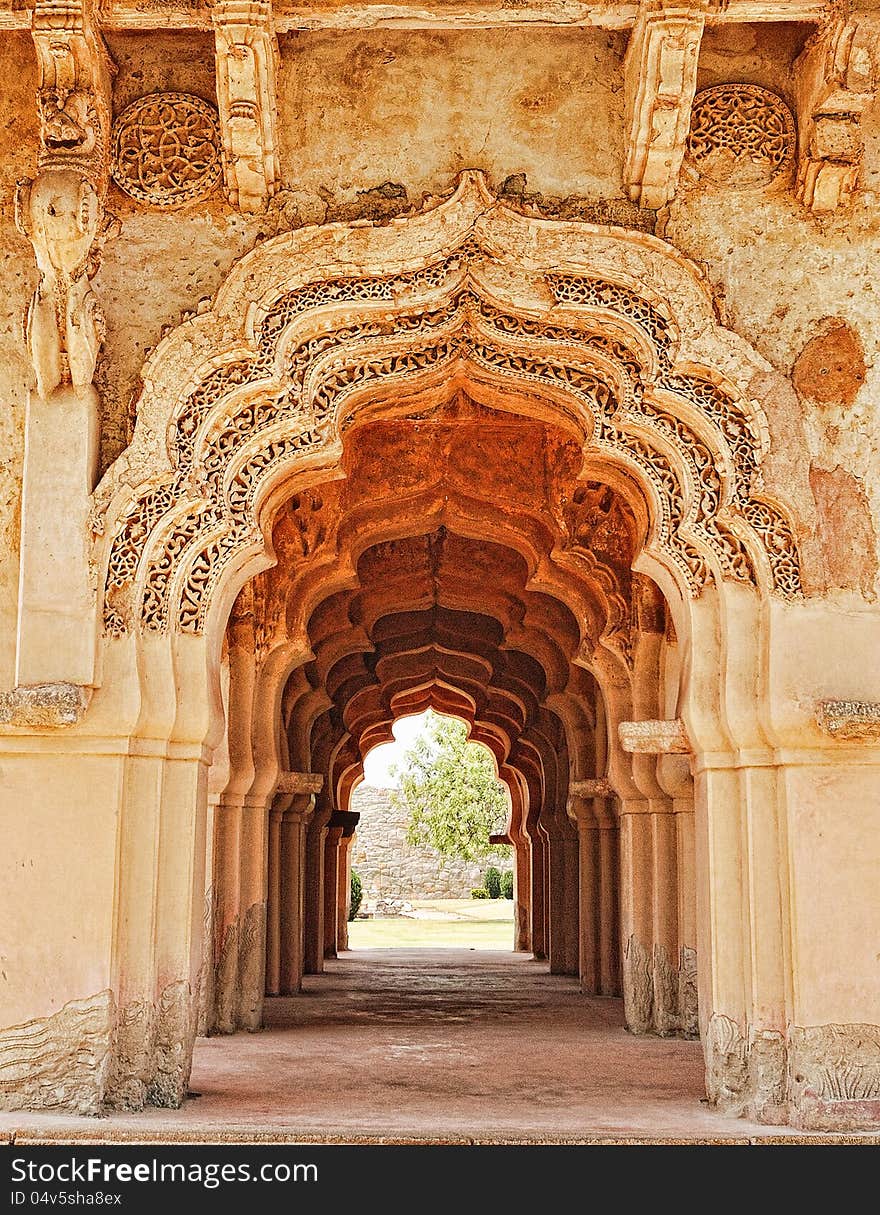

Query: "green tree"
left=392, top=711, right=509, bottom=862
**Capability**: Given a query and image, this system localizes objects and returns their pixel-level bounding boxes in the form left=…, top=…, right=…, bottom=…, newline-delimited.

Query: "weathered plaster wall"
left=351, top=785, right=511, bottom=899
left=277, top=29, right=627, bottom=206
left=664, top=87, right=880, bottom=600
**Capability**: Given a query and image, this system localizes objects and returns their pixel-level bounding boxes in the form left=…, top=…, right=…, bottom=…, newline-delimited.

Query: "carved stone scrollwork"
left=686, top=84, right=796, bottom=189
left=110, top=93, right=223, bottom=208
left=96, top=177, right=804, bottom=639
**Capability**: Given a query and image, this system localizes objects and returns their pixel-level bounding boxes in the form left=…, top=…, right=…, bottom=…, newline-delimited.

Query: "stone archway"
left=2, top=174, right=878, bottom=1134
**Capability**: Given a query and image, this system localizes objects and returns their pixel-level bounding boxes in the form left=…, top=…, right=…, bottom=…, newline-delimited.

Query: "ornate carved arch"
left=94, top=172, right=801, bottom=640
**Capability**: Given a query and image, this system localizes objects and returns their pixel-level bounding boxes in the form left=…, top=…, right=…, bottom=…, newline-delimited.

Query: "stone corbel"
left=623, top=0, right=707, bottom=209
left=329, top=809, right=360, bottom=838
left=21, top=0, right=116, bottom=399
left=212, top=0, right=281, bottom=212
left=9, top=1, right=118, bottom=697
left=794, top=15, right=879, bottom=213
left=618, top=718, right=691, bottom=754
left=276, top=770, right=324, bottom=795
left=816, top=700, right=880, bottom=742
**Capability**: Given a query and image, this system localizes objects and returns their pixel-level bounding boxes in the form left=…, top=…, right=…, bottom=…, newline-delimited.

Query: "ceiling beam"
left=0, top=0, right=835, bottom=33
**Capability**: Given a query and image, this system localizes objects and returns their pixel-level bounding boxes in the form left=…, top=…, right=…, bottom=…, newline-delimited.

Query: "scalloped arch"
left=94, top=171, right=802, bottom=639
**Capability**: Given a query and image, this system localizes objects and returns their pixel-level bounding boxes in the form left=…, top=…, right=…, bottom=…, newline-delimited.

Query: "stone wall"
left=350, top=785, right=511, bottom=900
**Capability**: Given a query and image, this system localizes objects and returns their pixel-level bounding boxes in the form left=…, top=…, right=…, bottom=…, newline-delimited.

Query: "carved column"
left=335, top=813, right=358, bottom=953
left=212, top=0, right=281, bottom=212
left=618, top=716, right=691, bottom=1036
left=278, top=791, right=317, bottom=995
left=623, top=0, right=706, bottom=209
left=569, top=781, right=619, bottom=995
left=14, top=0, right=117, bottom=693
left=265, top=803, right=283, bottom=995
left=274, top=772, right=320, bottom=991
left=322, top=822, right=344, bottom=960
left=794, top=16, right=879, bottom=214
left=501, top=766, right=531, bottom=952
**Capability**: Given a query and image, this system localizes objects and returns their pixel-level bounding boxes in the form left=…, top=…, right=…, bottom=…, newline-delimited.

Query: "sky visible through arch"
left=362, top=712, right=432, bottom=789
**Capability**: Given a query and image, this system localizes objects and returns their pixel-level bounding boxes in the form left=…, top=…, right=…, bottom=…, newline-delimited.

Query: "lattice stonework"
left=686, top=84, right=796, bottom=189
left=110, top=93, right=222, bottom=207
left=97, top=178, right=802, bottom=639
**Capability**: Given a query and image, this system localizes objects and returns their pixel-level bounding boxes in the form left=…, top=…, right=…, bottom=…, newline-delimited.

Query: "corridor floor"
left=2, top=950, right=876, bottom=1144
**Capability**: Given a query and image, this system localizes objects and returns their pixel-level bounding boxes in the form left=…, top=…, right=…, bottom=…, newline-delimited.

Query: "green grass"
left=347, top=898, right=514, bottom=950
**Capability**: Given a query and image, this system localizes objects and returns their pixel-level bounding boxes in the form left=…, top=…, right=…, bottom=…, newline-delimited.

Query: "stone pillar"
left=617, top=717, right=691, bottom=1038
left=544, top=820, right=567, bottom=975
left=501, top=768, right=531, bottom=952
left=528, top=824, right=547, bottom=960
left=278, top=794, right=315, bottom=995
left=322, top=823, right=344, bottom=960
left=335, top=813, right=359, bottom=953
left=265, top=804, right=283, bottom=995
left=303, top=806, right=330, bottom=974
left=568, top=781, right=619, bottom=995
left=208, top=594, right=259, bottom=1037
left=598, top=822, right=620, bottom=996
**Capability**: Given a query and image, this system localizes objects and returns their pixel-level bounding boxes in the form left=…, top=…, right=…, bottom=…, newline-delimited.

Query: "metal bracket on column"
left=212, top=0, right=281, bottom=212
left=619, top=718, right=691, bottom=754
left=623, top=0, right=707, bottom=209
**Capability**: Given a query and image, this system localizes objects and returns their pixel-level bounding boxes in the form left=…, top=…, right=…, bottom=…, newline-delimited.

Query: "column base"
left=706, top=1015, right=880, bottom=1130
left=0, top=991, right=114, bottom=1115
left=623, top=934, right=699, bottom=1038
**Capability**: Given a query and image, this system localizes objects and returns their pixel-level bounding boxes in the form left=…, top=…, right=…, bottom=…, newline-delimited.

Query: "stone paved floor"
left=3, top=950, right=877, bottom=1143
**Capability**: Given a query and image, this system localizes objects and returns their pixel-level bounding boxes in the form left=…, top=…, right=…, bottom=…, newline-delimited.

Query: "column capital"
left=281, top=792, right=317, bottom=825
left=276, top=771, right=323, bottom=795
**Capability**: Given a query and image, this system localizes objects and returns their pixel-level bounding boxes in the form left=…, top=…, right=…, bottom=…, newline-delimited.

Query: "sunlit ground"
left=347, top=898, right=514, bottom=950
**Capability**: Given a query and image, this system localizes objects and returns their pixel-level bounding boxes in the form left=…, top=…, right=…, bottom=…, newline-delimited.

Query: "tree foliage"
left=392, top=711, right=509, bottom=862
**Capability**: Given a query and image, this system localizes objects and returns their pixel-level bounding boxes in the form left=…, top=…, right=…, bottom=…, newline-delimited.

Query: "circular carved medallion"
left=111, top=92, right=222, bottom=207
left=686, top=84, right=795, bottom=188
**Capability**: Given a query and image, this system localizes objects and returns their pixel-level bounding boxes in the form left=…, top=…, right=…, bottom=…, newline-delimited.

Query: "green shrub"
left=500, top=870, right=514, bottom=899
left=349, top=869, right=363, bottom=921
left=470, top=887, right=489, bottom=899
left=484, top=866, right=502, bottom=899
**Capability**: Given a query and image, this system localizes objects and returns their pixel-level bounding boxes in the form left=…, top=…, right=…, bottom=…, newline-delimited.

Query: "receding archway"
left=12, top=171, right=869, bottom=1134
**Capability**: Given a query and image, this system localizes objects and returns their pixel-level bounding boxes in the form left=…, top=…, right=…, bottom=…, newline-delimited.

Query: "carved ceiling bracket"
left=16, top=0, right=118, bottom=398
left=794, top=14, right=880, bottom=214
left=623, top=0, right=707, bottom=210
left=212, top=0, right=281, bottom=213
left=31, top=0, right=113, bottom=197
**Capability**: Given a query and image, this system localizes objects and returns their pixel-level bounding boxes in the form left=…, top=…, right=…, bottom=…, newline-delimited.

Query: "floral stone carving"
left=686, top=84, right=796, bottom=189
left=111, top=93, right=222, bottom=208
